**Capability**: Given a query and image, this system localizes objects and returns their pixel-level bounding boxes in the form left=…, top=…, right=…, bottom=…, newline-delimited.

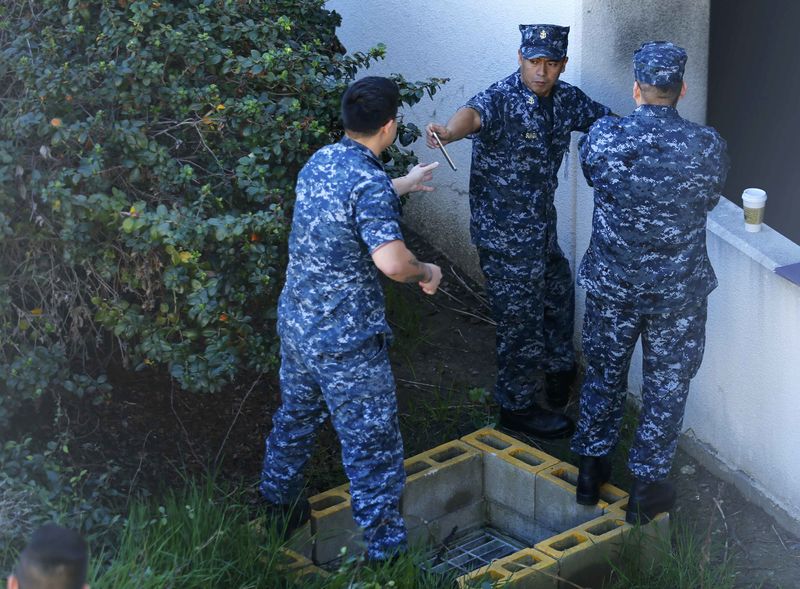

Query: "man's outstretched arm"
left=425, top=107, right=481, bottom=148
left=371, top=240, right=442, bottom=295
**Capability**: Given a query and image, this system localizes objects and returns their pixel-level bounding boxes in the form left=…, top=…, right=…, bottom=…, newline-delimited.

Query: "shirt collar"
left=633, top=104, right=680, bottom=119
left=514, top=72, right=560, bottom=105
left=340, top=135, right=385, bottom=168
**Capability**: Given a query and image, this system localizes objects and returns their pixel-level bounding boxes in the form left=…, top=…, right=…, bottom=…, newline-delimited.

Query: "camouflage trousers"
left=478, top=243, right=576, bottom=411
left=260, top=334, right=406, bottom=560
left=571, top=296, right=708, bottom=481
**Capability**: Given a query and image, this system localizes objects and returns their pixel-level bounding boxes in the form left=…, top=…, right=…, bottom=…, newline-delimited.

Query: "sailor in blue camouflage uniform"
left=426, top=25, right=610, bottom=438
left=570, top=42, right=729, bottom=524
left=259, top=76, right=441, bottom=561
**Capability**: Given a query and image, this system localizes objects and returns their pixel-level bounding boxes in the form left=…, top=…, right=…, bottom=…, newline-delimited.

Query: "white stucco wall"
left=326, top=0, right=800, bottom=533
left=681, top=202, right=800, bottom=533
left=326, top=0, right=581, bottom=279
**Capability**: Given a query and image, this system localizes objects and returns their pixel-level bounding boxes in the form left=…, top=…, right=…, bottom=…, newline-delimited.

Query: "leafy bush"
left=0, top=0, right=445, bottom=419
left=0, top=437, right=124, bottom=570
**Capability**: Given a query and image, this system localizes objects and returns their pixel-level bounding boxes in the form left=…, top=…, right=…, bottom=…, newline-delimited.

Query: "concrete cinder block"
left=607, top=501, right=671, bottom=540
left=537, top=512, right=665, bottom=589
left=285, top=522, right=313, bottom=559
left=461, top=427, right=518, bottom=453
left=309, top=488, right=362, bottom=564
left=274, top=548, right=331, bottom=582
left=493, top=548, right=559, bottom=589
left=607, top=503, right=671, bottom=568
left=249, top=515, right=313, bottom=559
left=458, top=548, right=559, bottom=589
left=598, top=483, right=629, bottom=512
left=276, top=547, right=311, bottom=570
left=534, top=529, right=596, bottom=589
left=408, top=500, right=484, bottom=547
left=462, top=428, right=559, bottom=515
left=457, top=565, right=507, bottom=588
left=569, top=514, right=630, bottom=588
left=461, top=428, right=560, bottom=467
left=401, top=440, right=483, bottom=525
left=534, top=464, right=606, bottom=533
left=487, top=501, right=559, bottom=546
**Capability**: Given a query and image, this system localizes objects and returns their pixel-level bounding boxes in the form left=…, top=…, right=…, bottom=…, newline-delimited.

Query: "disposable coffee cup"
left=741, top=188, right=767, bottom=232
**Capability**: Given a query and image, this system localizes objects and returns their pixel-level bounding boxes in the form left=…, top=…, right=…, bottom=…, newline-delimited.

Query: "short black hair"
left=638, top=81, right=682, bottom=106
left=15, top=524, right=88, bottom=589
left=341, top=76, right=399, bottom=135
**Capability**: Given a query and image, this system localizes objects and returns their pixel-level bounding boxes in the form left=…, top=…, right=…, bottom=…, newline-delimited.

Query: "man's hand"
left=393, top=161, right=439, bottom=196
left=371, top=241, right=442, bottom=296
left=426, top=123, right=452, bottom=148
left=419, top=263, right=442, bottom=295
left=426, top=108, right=481, bottom=149
left=406, top=161, right=439, bottom=193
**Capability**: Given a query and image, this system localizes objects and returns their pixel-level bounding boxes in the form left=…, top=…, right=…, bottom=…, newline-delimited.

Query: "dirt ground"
left=64, top=229, right=799, bottom=588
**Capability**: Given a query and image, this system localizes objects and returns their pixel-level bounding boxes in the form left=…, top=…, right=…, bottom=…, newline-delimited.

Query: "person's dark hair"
left=638, top=81, right=682, bottom=106
left=341, top=76, right=399, bottom=135
left=14, top=524, right=88, bottom=589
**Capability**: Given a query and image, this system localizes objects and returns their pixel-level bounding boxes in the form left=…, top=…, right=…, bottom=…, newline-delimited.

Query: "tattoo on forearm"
left=405, top=257, right=430, bottom=283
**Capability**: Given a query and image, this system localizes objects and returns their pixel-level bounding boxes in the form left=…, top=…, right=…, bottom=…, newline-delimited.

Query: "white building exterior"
left=327, top=0, right=800, bottom=535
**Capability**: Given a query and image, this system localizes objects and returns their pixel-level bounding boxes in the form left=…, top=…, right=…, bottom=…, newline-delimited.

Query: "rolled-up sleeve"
left=355, top=177, right=404, bottom=253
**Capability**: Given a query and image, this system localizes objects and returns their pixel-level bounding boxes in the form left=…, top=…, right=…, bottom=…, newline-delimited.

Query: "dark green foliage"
left=0, top=0, right=446, bottom=419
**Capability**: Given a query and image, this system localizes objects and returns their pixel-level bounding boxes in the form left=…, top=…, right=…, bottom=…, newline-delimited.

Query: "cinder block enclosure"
left=292, top=428, right=667, bottom=587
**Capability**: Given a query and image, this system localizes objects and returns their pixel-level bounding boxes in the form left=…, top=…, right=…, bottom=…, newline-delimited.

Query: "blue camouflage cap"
left=633, top=41, right=687, bottom=86
left=519, top=24, right=569, bottom=60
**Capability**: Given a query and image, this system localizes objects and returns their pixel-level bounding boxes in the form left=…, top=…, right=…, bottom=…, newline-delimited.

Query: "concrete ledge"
left=708, top=197, right=800, bottom=272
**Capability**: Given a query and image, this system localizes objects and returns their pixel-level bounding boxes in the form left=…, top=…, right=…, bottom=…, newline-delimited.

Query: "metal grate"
left=425, top=527, right=526, bottom=576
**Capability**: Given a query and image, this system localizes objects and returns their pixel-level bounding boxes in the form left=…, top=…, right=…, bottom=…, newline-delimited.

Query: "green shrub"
left=0, top=436, right=124, bottom=570
left=0, top=0, right=445, bottom=419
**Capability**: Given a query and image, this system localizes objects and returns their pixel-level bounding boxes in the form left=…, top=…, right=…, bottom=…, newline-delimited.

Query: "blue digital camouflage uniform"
left=571, top=42, right=730, bottom=482
left=465, top=24, right=610, bottom=410
left=260, top=135, right=407, bottom=560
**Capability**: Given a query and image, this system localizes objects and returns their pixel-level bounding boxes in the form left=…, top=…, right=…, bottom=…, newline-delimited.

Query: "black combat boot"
left=252, top=496, right=311, bottom=538
left=576, top=455, right=612, bottom=505
left=499, top=405, right=574, bottom=439
left=625, top=479, right=676, bottom=525
left=545, top=364, right=577, bottom=408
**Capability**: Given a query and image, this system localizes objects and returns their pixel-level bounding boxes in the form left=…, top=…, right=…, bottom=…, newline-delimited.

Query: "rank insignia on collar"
left=539, top=30, right=547, bottom=39
left=527, top=96, right=536, bottom=105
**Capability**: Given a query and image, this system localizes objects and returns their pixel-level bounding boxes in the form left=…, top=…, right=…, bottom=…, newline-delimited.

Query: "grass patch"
left=400, top=381, right=494, bottom=456
left=90, top=477, right=456, bottom=588
left=607, top=517, right=736, bottom=589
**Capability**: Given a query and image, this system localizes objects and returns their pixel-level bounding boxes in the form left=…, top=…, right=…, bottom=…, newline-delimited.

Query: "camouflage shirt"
left=278, top=136, right=403, bottom=353
left=577, top=104, right=730, bottom=312
left=465, top=72, right=610, bottom=255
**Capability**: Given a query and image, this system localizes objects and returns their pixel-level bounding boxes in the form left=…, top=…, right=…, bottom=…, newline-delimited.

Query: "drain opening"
left=425, top=527, right=526, bottom=576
